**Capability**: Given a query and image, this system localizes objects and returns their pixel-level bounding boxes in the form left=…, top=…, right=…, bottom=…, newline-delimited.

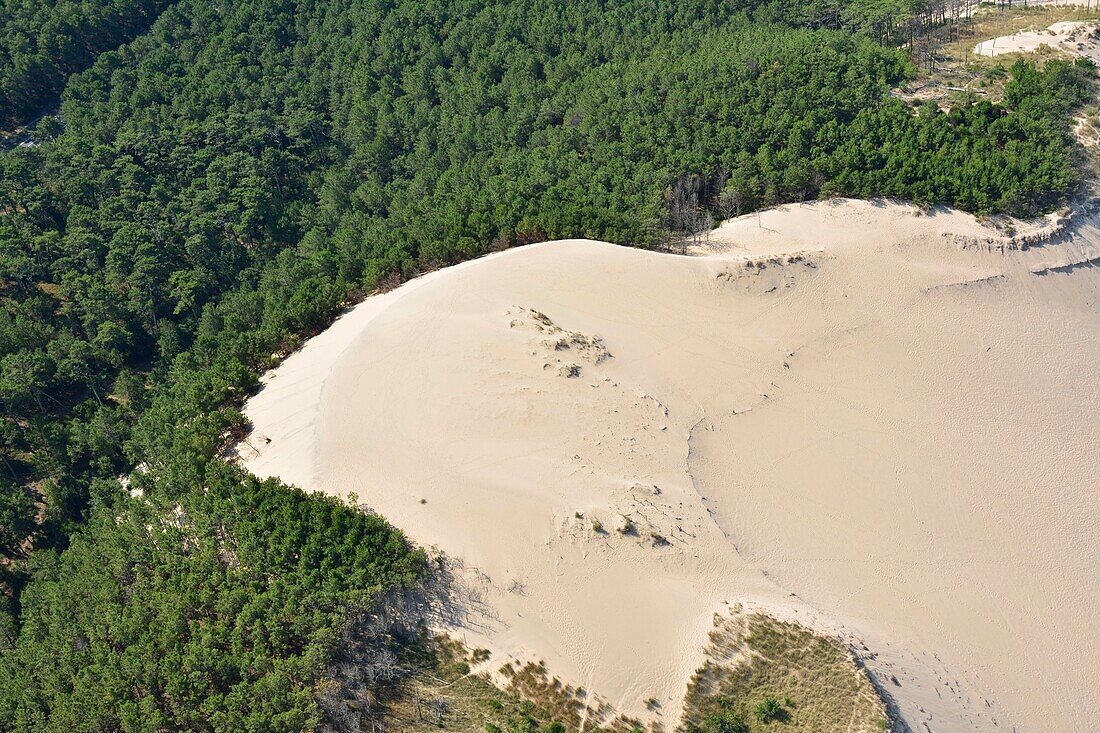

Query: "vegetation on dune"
left=311, top=622, right=884, bottom=733
left=335, top=634, right=603, bottom=733
left=683, top=613, right=889, bottom=733
left=0, top=0, right=1094, bottom=727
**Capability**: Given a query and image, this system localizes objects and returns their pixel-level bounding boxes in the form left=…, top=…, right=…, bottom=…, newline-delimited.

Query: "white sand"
left=239, top=199, right=1100, bottom=732
left=975, top=20, right=1100, bottom=63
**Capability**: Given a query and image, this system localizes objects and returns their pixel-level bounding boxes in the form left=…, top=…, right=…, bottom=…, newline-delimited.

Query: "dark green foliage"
left=0, top=476, right=34, bottom=554
left=0, top=0, right=174, bottom=127
left=694, top=709, right=751, bottom=733
left=821, top=58, right=1093, bottom=212
left=0, top=466, right=425, bottom=731
left=752, top=695, right=784, bottom=723
left=0, top=569, right=16, bottom=652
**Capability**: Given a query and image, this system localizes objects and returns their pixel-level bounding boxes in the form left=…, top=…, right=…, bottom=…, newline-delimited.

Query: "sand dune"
left=975, top=20, right=1100, bottom=63
left=239, top=199, right=1100, bottom=732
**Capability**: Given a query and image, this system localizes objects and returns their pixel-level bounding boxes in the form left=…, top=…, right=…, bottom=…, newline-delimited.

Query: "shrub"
left=753, top=695, right=783, bottom=723
left=697, top=709, right=750, bottom=733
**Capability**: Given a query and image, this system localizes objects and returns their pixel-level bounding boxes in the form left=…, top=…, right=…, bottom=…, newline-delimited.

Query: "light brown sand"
left=240, top=199, right=1100, bottom=732
left=975, top=20, right=1100, bottom=62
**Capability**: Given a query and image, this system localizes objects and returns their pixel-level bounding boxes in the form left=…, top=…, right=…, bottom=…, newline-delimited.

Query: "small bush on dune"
left=753, top=695, right=784, bottom=723
left=694, top=709, right=750, bottom=733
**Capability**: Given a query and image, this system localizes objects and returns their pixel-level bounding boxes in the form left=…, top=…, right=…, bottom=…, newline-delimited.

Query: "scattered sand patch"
left=509, top=307, right=611, bottom=378
left=974, top=20, right=1100, bottom=63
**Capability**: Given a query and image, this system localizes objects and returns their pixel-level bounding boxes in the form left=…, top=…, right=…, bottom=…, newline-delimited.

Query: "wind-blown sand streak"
left=239, top=199, right=1100, bottom=732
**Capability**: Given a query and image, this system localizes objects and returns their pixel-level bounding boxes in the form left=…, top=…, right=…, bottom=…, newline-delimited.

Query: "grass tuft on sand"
left=363, top=634, right=569, bottom=733
left=681, top=611, right=890, bottom=733
left=370, top=634, right=639, bottom=733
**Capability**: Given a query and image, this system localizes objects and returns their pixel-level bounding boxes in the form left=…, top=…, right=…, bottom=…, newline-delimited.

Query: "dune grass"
left=376, top=610, right=890, bottom=733
left=377, top=635, right=630, bottom=733
left=681, top=611, right=890, bottom=733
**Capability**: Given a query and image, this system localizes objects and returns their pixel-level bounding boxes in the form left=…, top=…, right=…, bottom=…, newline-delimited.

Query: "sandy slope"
left=975, top=20, right=1100, bottom=63
left=239, top=199, right=1100, bottom=732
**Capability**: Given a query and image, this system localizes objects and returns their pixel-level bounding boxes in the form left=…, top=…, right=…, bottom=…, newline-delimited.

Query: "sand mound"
left=974, top=20, right=1100, bottom=63
left=240, top=198, right=1100, bottom=732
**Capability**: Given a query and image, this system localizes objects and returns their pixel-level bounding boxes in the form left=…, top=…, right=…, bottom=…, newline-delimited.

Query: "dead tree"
left=717, top=187, right=745, bottom=221
left=665, top=173, right=713, bottom=254
left=426, top=696, right=449, bottom=725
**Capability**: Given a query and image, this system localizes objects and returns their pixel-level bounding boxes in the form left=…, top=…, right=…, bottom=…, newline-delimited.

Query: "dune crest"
left=240, top=198, right=1100, bottom=732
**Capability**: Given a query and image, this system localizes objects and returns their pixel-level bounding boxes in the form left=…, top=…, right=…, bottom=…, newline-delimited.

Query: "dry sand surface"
left=239, top=198, right=1100, bottom=732
left=974, top=20, right=1100, bottom=62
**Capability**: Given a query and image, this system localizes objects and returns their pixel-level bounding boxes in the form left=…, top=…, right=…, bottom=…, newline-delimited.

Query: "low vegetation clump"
left=499, top=658, right=644, bottom=733
left=752, top=695, right=786, bottom=723
left=695, top=708, right=750, bottom=733
left=386, top=637, right=598, bottom=733
left=683, top=611, right=889, bottom=732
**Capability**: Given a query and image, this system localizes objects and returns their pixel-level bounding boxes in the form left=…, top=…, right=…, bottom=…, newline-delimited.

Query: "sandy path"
left=239, top=199, right=1100, bottom=732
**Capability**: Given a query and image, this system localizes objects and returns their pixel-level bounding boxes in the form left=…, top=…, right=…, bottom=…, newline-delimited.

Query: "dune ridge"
left=239, top=198, right=1100, bottom=732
